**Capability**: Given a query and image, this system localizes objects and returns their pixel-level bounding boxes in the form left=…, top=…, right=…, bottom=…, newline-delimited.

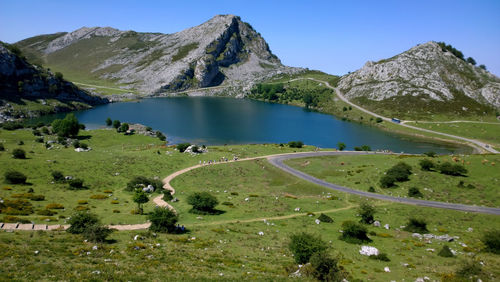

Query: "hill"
left=337, top=41, right=500, bottom=119
left=0, top=43, right=107, bottom=122
left=15, top=15, right=300, bottom=96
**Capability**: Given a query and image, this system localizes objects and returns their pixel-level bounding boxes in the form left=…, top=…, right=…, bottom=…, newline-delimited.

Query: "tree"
left=4, top=170, right=27, bottom=184
left=51, top=113, right=80, bottom=137
left=466, top=57, right=476, bottom=65
left=67, top=212, right=99, bottom=234
left=360, top=145, right=371, bottom=151
left=419, top=159, right=435, bottom=171
left=68, top=178, right=84, bottom=189
left=309, top=252, right=344, bottom=281
left=126, top=176, right=163, bottom=192
left=357, top=202, right=376, bottom=224
left=82, top=224, right=113, bottom=243
left=156, top=131, right=166, bottom=141
left=380, top=174, right=396, bottom=188
left=112, top=120, right=121, bottom=129
left=337, top=142, right=346, bottom=151
left=288, top=141, right=304, bottom=148
left=408, top=187, right=423, bottom=198
left=133, top=190, right=149, bottom=215
left=288, top=232, right=328, bottom=264
left=386, top=162, right=412, bottom=181
left=340, top=221, right=371, bottom=243
left=118, top=123, right=129, bottom=133
left=12, top=148, right=26, bottom=159
left=105, top=117, right=112, bottom=126
left=148, top=207, right=178, bottom=233
left=187, top=192, right=219, bottom=213
left=479, top=64, right=487, bottom=70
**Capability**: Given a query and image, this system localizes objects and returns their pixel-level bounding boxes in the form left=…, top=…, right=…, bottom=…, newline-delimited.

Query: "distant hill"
left=338, top=41, right=500, bottom=119
left=15, top=15, right=300, bottom=96
left=0, top=43, right=108, bottom=121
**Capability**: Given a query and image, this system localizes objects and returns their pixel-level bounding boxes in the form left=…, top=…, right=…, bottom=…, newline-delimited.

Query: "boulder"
left=359, top=246, right=379, bottom=256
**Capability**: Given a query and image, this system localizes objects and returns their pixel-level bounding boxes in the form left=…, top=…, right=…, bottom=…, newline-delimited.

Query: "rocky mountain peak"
left=338, top=41, right=500, bottom=117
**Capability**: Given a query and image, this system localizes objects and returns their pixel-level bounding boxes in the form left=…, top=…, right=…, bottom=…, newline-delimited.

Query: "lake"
left=34, top=97, right=468, bottom=154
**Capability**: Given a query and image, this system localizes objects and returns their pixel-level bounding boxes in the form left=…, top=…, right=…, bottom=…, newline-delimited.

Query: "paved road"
left=267, top=151, right=500, bottom=215
left=298, top=78, right=498, bottom=154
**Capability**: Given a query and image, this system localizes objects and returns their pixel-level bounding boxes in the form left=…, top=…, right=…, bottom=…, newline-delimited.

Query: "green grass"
left=285, top=154, right=500, bottom=207
left=0, top=128, right=317, bottom=224
left=0, top=150, right=499, bottom=280
left=171, top=43, right=199, bottom=63
left=407, top=121, right=500, bottom=149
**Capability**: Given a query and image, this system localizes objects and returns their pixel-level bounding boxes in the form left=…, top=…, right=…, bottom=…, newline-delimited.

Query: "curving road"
left=267, top=151, right=500, bottom=215
left=297, top=78, right=498, bottom=154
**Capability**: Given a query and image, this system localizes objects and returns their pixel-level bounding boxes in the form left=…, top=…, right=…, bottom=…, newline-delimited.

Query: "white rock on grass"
left=315, top=219, right=320, bottom=225
left=384, top=266, right=390, bottom=272
left=373, top=221, right=381, bottom=227
left=258, top=231, right=264, bottom=236
left=359, top=246, right=379, bottom=256
left=384, top=224, right=390, bottom=230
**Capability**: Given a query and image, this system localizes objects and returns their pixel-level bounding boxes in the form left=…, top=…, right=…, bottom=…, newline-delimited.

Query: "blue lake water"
left=35, top=97, right=468, bottom=154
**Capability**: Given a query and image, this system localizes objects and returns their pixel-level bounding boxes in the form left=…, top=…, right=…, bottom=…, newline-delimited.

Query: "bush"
left=12, top=148, right=26, bottom=159
left=288, top=232, right=328, bottom=264
left=37, top=209, right=57, bottom=216
left=2, top=216, right=31, bottom=223
left=288, top=141, right=304, bottom=148
left=79, top=143, right=88, bottom=150
left=30, top=195, right=45, bottom=201
left=51, top=171, right=64, bottom=182
left=375, top=117, right=383, bottom=123
left=4, top=170, right=27, bottom=184
left=187, top=192, right=218, bottom=214
left=112, top=120, right=121, bottom=129
left=118, top=123, right=129, bottom=133
left=156, top=131, right=166, bottom=141
left=340, top=221, right=371, bottom=243
left=0, top=199, right=33, bottom=215
left=77, top=200, right=88, bottom=205
left=357, top=202, right=376, bottom=224
left=126, top=176, right=162, bottom=192
left=82, top=224, right=113, bottom=243
left=419, top=159, right=435, bottom=171
left=68, top=178, right=84, bottom=189
left=72, top=140, right=80, bottom=148
left=46, top=203, right=64, bottom=209
left=17, top=140, right=24, bottom=145
left=309, top=252, right=344, bottom=281
left=379, top=174, right=396, bottom=188
left=0, top=143, right=4, bottom=151
left=32, top=129, right=41, bottom=136
left=90, top=194, right=107, bottom=199
left=387, top=162, right=412, bottom=181
left=438, top=245, right=455, bottom=257
left=176, top=143, right=191, bottom=153
left=133, top=190, right=149, bottom=214
left=105, top=117, right=112, bottom=126
left=163, top=190, right=173, bottom=201
left=145, top=126, right=152, bottom=131
left=337, top=142, right=346, bottom=151
left=148, top=207, right=178, bottom=233
left=408, top=187, right=423, bottom=198
left=455, top=260, right=483, bottom=279
left=35, top=137, right=44, bottom=143
left=369, top=253, right=390, bottom=261
left=368, top=186, right=376, bottom=192
left=403, top=218, right=428, bottom=233
left=481, top=230, right=500, bottom=254
left=67, top=212, right=99, bottom=234
left=51, top=113, right=81, bottom=137
left=438, top=162, right=467, bottom=176
left=317, top=213, right=333, bottom=223
left=360, top=145, right=371, bottom=151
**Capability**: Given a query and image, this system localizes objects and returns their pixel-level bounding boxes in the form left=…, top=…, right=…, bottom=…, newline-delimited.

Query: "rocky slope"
left=15, top=15, right=300, bottom=96
left=0, top=43, right=108, bottom=121
left=338, top=41, right=500, bottom=118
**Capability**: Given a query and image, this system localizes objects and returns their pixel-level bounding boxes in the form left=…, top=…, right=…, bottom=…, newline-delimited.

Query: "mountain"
left=0, top=43, right=108, bottom=121
left=15, top=15, right=299, bottom=96
left=337, top=41, right=500, bottom=118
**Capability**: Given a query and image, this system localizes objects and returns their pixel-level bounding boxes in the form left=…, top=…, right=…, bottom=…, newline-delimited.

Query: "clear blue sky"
left=1, top=0, right=499, bottom=76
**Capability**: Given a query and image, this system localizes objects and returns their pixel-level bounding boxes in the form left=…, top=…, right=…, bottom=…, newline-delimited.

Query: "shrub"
left=187, top=192, right=219, bottom=214
left=380, top=174, right=396, bottom=188
left=357, top=202, right=376, bottom=224
left=105, top=117, right=112, bottom=126
left=90, top=194, right=108, bottom=200
left=0, top=143, right=4, bottom=151
left=118, top=123, right=129, bottom=133
left=111, top=200, right=119, bottom=204
left=37, top=209, right=57, bottom=216
left=317, top=213, right=333, bottom=223
left=12, top=148, right=26, bottom=159
left=288, top=232, right=328, bottom=264
left=176, top=143, right=191, bottom=152
left=30, top=195, right=45, bottom=201
left=17, top=140, right=24, bottom=145
left=2, top=216, right=31, bottom=223
left=126, top=176, right=162, bottom=192
left=103, top=190, right=113, bottom=193
left=113, top=209, right=120, bottom=213
left=148, top=207, right=178, bottom=233
left=455, top=260, right=483, bottom=279
left=438, top=245, right=455, bottom=257
left=51, top=171, right=64, bottom=182
left=369, top=253, right=390, bottom=261
left=82, top=224, right=113, bottom=243
left=156, top=131, right=166, bottom=141
left=72, top=140, right=80, bottom=148
left=309, top=252, right=344, bottom=281
left=67, top=212, right=99, bottom=234
left=368, top=186, right=375, bottom=192
left=419, top=159, right=435, bottom=171
left=32, top=129, right=41, bottom=136
left=221, top=201, right=234, bottom=207
left=68, top=178, right=84, bottom=189
left=230, top=192, right=239, bottom=196
left=163, top=190, right=173, bottom=201
left=77, top=200, right=88, bottom=205
left=35, top=137, right=44, bottom=143
left=0, top=199, right=33, bottom=215
left=112, top=120, right=121, bottom=129
left=340, top=221, right=372, bottom=243
left=79, top=143, right=88, bottom=150
left=4, top=170, right=27, bottom=184
left=288, top=141, right=304, bottom=148
left=46, top=203, right=64, bottom=209
left=403, top=218, right=428, bottom=233
left=145, top=126, right=152, bottom=131
left=408, top=187, right=423, bottom=198
left=337, top=142, right=346, bottom=151
left=360, top=145, right=371, bottom=151
left=438, top=162, right=467, bottom=176
left=481, top=230, right=500, bottom=254
left=375, top=117, right=383, bottom=123
left=387, top=162, right=412, bottom=181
